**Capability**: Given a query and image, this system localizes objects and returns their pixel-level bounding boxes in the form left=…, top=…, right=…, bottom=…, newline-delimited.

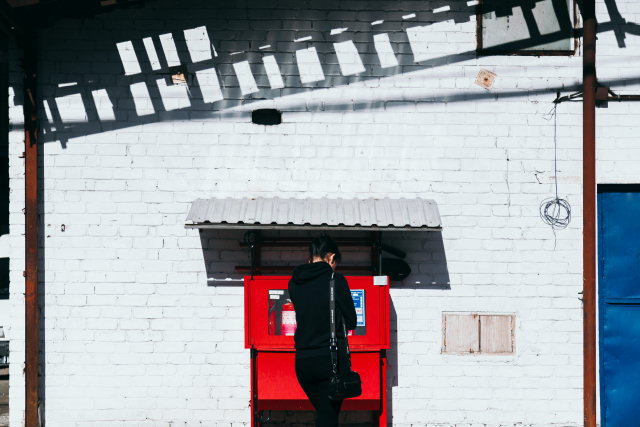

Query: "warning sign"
left=351, top=290, right=365, bottom=327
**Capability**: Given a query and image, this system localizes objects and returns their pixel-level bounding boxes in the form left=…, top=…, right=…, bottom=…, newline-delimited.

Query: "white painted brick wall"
left=6, top=0, right=640, bottom=425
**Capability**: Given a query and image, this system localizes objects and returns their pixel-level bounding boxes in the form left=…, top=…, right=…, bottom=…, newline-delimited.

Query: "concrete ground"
left=0, top=367, right=7, bottom=427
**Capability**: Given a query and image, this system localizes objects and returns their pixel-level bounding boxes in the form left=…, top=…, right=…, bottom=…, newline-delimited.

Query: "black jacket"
left=288, top=262, right=357, bottom=351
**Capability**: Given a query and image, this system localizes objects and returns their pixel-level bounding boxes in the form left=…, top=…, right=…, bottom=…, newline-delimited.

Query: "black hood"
left=290, top=261, right=333, bottom=285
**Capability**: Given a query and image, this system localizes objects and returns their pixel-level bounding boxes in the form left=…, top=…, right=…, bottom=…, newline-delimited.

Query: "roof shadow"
left=16, top=0, right=632, bottom=146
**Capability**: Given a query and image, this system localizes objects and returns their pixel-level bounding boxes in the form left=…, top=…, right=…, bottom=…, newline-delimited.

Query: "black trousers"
left=295, top=347, right=349, bottom=427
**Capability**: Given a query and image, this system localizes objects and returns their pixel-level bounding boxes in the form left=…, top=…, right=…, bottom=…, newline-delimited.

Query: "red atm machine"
left=244, top=275, right=390, bottom=426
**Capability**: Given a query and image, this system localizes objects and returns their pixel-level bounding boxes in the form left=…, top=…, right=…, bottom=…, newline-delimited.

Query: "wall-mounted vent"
left=252, top=109, right=282, bottom=125
left=442, top=313, right=515, bottom=355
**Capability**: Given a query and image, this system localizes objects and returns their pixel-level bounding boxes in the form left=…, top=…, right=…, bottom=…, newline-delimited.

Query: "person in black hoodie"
left=288, top=236, right=357, bottom=427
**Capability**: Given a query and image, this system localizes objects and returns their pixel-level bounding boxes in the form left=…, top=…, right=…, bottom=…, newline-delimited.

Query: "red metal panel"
left=246, top=274, right=389, bottom=421
left=244, top=276, right=291, bottom=349
left=256, top=351, right=381, bottom=411
left=244, top=275, right=390, bottom=350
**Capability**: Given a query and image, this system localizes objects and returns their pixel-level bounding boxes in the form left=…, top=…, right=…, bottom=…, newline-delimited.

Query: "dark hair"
left=309, top=235, right=342, bottom=264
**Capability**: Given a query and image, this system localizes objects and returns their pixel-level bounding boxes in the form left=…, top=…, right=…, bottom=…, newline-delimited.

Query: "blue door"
left=598, top=185, right=640, bottom=426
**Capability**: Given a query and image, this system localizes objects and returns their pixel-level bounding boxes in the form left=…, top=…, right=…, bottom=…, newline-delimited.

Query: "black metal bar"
left=370, top=231, right=382, bottom=276
left=607, top=95, right=640, bottom=101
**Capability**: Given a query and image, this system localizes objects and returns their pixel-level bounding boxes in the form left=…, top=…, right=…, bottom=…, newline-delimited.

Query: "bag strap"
left=342, top=317, right=352, bottom=370
left=329, top=272, right=338, bottom=377
left=329, top=272, right=353, bottom=376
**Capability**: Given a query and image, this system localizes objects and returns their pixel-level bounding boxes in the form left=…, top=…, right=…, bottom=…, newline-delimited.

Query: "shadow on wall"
left=14, top=0, right=635, bottom=146
left=197, top=229, right=450, bottom=289
left=198, top=229, right=251, bottom=286
left=386, top=231, right=450, bottom=290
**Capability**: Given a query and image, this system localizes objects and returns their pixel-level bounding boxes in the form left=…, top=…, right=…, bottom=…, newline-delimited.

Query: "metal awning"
left=185, top=197, right=441, bottom=231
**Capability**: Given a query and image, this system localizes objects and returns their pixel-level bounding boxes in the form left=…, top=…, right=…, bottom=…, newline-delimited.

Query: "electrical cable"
left=540, top=104, right=572, bottom=230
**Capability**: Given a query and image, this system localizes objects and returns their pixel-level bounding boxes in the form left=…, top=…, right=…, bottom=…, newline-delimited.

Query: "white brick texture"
left=7, top=0, right=640, bottom=426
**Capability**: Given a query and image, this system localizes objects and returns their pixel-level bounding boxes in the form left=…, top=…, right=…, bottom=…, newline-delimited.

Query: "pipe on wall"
left=582, top=0, right=597, bottom=426
left=23, top=34, right=39, bottom=427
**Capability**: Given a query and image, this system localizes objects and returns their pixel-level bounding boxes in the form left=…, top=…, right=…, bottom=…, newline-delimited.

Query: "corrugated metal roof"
left=185, top=197, right=441, bottom=231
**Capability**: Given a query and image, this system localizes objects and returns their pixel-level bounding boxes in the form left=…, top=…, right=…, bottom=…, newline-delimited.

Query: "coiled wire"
left=540, top=104, right=572, bottom=230
left=540, top=197, right=571, bottom=229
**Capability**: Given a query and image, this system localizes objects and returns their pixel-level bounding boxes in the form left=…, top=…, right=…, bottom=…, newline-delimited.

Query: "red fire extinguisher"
left=281, top=300, right=297, bottom=336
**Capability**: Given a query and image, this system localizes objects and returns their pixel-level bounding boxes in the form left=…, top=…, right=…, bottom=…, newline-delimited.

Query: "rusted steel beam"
left=23, top=34, right=39, bottom=427
left=582, top=0, right=597, bottom=426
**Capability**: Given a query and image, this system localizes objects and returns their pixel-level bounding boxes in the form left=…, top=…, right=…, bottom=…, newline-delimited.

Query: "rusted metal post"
left=23, top=35, right=39, bottom=427
left=582, top=0, right=597, bottom=426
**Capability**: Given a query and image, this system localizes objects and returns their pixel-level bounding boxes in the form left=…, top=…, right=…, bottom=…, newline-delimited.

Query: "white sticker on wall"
left=333, top=40, right=365, bottom=76
left=295, top=47, right=325, bottom=84
left=373, top=276, right=388, bottom=286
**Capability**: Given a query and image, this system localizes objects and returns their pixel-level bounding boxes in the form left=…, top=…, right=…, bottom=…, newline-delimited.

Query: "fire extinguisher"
left=281, top=299, right=297, bottom=336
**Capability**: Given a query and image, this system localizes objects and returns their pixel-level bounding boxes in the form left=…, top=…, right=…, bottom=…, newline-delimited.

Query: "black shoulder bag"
left=328, top=272, right=362, bottom=400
